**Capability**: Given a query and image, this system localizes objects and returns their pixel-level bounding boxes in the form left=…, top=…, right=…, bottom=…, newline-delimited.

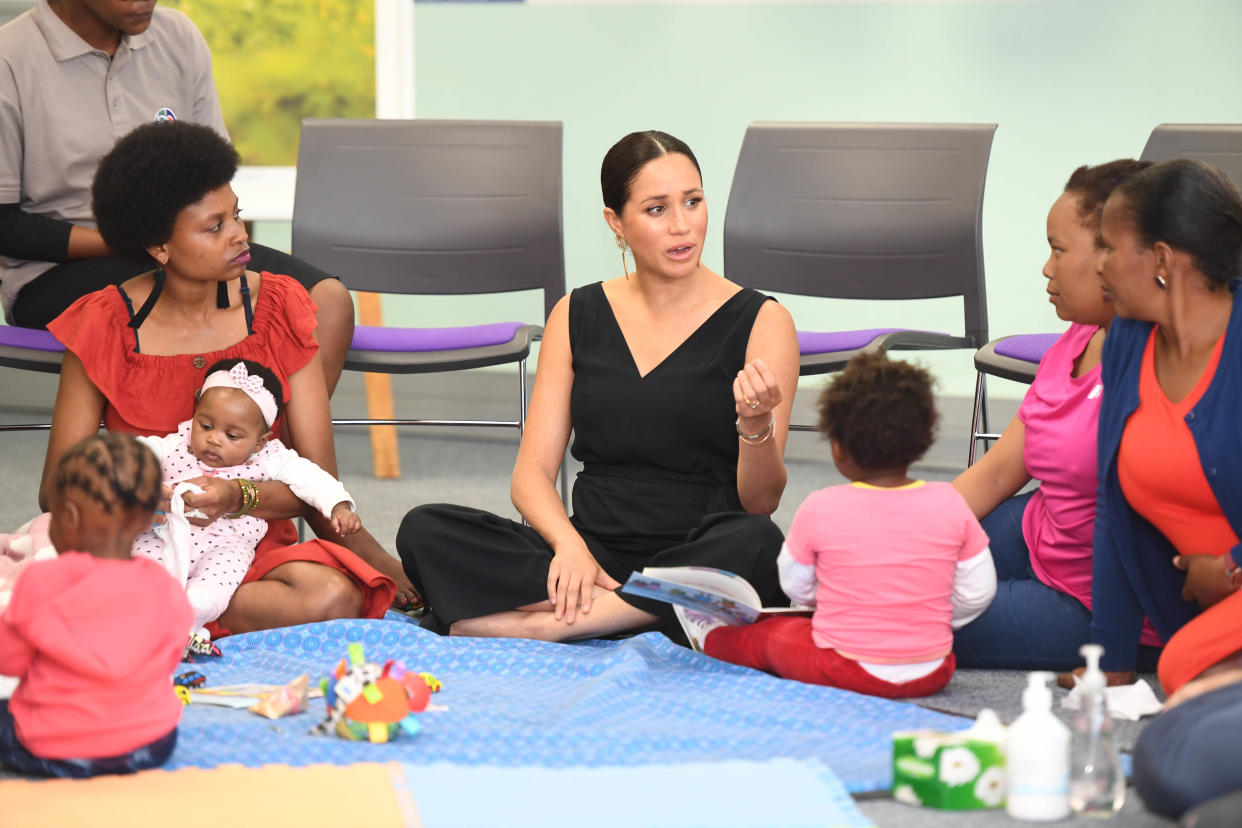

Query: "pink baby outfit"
left=134, top=420, right=354, bottom=628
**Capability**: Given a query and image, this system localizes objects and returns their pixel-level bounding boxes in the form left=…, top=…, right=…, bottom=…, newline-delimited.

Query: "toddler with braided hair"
left=0, top=433, right=191, bottom=777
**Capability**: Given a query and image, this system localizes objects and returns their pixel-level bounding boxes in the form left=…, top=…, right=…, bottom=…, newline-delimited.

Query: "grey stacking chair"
left=292, top=118, right=565, bottom=454
left=1140, top=123, right=1242, bottom=183
left=723, top=122, right=995, bottom=431
left=967, top=332, right=1059, bottom=464
left=0, top=326, right=64, bottom=432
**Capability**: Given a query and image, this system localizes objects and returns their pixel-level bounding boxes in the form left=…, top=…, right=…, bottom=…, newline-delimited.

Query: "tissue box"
left=891, top=729, right=1006, bottom=809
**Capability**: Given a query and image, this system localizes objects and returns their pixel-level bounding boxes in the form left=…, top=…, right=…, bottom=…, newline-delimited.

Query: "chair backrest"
left=293, top=119, right=566, bottom=322
left=1140, top=124, right=1242, bottom=190
left=723, top=122, right=996, bottom=347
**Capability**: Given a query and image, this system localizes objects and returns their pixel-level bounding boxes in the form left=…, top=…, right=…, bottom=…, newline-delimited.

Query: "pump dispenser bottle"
left=1006, top=671, right=1070, bottom=821
left=1069, top=644, right=1126, bottom=816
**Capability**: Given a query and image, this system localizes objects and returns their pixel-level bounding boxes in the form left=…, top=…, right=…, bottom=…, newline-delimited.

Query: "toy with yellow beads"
left=311, top=642, right=441, bottom=743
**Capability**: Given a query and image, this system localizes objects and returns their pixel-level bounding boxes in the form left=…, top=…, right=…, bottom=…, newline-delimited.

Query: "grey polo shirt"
left=0, top=0, right=228, bottom=321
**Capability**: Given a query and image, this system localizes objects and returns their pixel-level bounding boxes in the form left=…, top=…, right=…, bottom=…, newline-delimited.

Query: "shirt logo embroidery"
left=1088, top=383, right=1102, bottom=400
left=154, top=107, right=177, bottom=123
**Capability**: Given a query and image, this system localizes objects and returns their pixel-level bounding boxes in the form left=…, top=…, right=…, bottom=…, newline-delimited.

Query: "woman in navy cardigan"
left=1086, top=159, right=1242, bottom=819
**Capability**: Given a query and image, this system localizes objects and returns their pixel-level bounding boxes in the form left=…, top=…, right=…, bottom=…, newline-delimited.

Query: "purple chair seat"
left=0, top=326, right=64, bottom=352
left=992, top=333, right=1060, bottom=364
left=797, top=328, right=945, bottom=356
left=351, top=322, right=525, bottom=353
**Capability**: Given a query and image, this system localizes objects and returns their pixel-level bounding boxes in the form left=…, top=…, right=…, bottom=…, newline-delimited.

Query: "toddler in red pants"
left=688, top=353, right=997, bottom=699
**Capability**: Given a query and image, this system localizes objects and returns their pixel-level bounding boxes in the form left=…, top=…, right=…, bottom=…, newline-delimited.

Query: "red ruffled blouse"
left=49, top=272, right=317, bottom=437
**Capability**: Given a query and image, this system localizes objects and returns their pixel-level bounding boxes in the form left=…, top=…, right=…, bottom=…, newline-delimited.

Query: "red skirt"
left=205, top=518, right=396, bottom=638
left=1158, top=589, right=1242, bottom=695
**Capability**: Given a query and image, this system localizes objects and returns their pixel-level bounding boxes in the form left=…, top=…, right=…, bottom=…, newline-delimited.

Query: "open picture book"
left=621, top=566, right=812, bottom=627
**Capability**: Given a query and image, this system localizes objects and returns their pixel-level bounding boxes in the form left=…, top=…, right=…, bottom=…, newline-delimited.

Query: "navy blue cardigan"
left=1092, top=281, right=1242, bottom=671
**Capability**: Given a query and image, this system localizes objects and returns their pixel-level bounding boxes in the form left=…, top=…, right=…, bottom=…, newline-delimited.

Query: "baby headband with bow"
left=200, top=362, right=278, bottom=427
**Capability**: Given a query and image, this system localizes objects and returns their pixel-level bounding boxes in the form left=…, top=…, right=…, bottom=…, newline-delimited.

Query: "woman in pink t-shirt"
left=953, top=159, right=1161, bottom=671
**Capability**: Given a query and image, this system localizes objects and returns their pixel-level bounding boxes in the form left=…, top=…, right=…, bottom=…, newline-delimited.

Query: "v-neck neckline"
left=596, top=283, right=747, bottom=379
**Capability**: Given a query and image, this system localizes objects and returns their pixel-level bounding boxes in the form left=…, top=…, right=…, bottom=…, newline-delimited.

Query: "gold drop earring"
left=616, top=235, right=629, bottom=279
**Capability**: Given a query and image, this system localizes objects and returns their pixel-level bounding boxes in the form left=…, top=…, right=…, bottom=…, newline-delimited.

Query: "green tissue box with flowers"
left=891, top=709, right=1007, bottom=810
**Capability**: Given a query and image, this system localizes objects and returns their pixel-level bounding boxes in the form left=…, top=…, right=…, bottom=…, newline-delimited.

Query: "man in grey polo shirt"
left=0, top=0, right=354, bottom=393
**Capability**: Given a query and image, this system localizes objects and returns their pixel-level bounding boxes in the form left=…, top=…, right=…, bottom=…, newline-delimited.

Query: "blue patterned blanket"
left=171, top=618, right=970, bottom=794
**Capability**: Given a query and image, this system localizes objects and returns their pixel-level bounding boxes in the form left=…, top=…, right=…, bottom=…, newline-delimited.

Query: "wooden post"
left=356, top=291, right=401, bottom=478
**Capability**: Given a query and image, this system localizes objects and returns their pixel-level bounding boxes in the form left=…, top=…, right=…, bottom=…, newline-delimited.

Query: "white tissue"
left=1061, top=677, right=1163, bottom=720
left=154, top=480, right=205, bottom=588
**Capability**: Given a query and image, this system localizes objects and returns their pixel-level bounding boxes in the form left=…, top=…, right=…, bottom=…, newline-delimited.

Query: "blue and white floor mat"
left=172, top=617, right=969, bottom=797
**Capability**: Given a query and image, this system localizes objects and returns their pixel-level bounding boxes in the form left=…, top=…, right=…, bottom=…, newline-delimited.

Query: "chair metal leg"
left=968, top=371, right=988, bottom=466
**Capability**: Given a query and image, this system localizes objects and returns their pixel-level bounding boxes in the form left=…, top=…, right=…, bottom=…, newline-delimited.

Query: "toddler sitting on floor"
left=134, top=358, right=361, bottom=631
left=687, top=353, right=997, bottom=699
left=0, top=433, right=191, bottom=777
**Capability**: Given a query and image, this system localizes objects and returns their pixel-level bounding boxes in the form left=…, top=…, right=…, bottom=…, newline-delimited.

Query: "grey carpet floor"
left=0, top=382, right=1175, bottom=826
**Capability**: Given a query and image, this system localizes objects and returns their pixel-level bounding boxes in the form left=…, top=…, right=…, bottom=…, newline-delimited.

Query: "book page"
left=621, top=567, right=762, bottom=626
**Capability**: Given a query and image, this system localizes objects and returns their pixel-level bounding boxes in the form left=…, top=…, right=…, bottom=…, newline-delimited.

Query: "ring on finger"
left=747, top=399, right=759, bottom=409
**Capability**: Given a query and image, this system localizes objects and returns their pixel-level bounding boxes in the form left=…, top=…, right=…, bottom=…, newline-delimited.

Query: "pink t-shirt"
left=0, top=552, right=191, bottom=759
left=1018, top=323, right=1102, bottom=608
left=786, top=481, right=989, bottom=663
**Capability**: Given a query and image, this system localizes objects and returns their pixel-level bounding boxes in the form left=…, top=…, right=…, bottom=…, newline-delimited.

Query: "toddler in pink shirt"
left=0, top=433, right=191, bottom=777
left=696, top=353, right=995, bottom=698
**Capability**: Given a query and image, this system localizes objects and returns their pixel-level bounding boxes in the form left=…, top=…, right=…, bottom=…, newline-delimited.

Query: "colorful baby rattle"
left=311, top=642, right=441, bottom=743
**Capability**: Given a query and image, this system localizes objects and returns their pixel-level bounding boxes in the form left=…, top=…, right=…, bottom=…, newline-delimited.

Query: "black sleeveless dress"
left=397, top=282, right=786, bottom=642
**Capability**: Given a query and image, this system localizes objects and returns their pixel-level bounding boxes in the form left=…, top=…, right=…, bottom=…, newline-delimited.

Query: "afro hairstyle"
left=91, top=120, right=239, bottom=264
left=817, top=352, right=939, bottom=472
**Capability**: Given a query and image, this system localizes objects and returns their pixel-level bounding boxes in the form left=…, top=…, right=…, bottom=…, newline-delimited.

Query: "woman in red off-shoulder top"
left=41, top=121, right=414, bottom=634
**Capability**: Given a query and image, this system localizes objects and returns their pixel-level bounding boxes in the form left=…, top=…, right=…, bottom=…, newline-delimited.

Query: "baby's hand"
left=332, top=503, right=361, bottom=536
left=153, top=484, right=172, bottom=527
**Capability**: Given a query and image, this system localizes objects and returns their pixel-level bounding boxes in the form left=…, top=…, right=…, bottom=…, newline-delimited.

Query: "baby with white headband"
left=132, top=358, right=360, bottom=631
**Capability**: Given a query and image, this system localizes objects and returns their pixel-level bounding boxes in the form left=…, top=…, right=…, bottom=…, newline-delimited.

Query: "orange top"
left=1119, top=328, right=1238, bottom=557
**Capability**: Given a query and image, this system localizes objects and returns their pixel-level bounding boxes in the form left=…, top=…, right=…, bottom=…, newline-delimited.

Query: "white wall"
left=395, top=0, right=1242, bottom=399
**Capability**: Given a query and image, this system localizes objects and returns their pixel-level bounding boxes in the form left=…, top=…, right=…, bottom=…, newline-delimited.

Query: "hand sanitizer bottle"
left=1069, top=644, right=1126, bottom=816
left=1006, top=671, right=1070, bottom=821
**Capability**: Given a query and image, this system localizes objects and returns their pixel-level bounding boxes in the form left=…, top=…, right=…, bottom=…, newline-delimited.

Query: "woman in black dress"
left=396, top=131, right=800, bottom=643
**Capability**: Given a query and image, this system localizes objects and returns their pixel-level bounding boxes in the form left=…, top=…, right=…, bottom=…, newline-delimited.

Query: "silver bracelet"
left=736, top=415, right=774, bottom=444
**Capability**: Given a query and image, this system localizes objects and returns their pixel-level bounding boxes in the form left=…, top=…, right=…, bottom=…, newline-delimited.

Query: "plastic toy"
left=311, top=643, right=441, bottom=743
left=183, top=628, right=222, bottom=662
left=174, top=670, right=207, bottom=688
left=249, top=674, right=310, bottom=719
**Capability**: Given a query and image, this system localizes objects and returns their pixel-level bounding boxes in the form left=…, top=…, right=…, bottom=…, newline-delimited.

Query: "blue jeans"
left=953, top=491, right=1160, bottom=671
left=0, top=699, right=177, bottom=778
left=1134, top=678, right=1242, bottom=818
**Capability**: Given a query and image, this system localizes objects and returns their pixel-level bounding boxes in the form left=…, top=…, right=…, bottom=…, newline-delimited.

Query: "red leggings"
left=703, top=616, right=954, bottom=699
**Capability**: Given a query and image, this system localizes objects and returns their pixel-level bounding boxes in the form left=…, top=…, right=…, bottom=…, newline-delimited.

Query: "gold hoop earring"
left=616, top=235, right=629, bottom=279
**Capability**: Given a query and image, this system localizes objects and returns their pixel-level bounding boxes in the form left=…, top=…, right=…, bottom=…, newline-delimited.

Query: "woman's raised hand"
left=547, top=539, right=621, bottom=625
left=733, top=357, right=782, bottom=420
